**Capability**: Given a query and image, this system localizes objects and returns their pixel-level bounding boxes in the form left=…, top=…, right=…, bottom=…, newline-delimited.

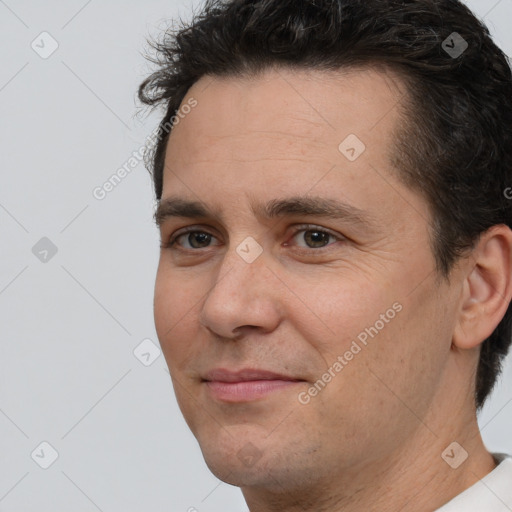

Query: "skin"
left=153, top=66, right=512, bottom=512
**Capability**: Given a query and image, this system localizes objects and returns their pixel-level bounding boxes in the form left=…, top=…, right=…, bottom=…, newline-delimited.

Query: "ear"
left=453, top=224, right=512, bottom=350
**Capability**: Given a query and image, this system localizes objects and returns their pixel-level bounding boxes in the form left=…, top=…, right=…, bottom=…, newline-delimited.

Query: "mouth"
left=202, top=368, right=306, bottom=403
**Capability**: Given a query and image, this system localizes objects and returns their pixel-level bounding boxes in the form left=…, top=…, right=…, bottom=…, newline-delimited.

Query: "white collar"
left=435, top=453, right=512, bottom=511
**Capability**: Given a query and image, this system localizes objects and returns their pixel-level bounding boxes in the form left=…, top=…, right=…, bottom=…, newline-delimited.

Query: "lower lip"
left=205, top=379, right=302, bottom=402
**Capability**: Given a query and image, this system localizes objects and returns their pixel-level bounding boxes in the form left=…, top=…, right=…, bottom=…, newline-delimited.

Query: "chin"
left=202, top=444, right=326, bottom=494
left=194, top=424, right=323, bottom=493
left=191, top=424, right=273, bottom=483
left=204, top=456, right=271, bottom=487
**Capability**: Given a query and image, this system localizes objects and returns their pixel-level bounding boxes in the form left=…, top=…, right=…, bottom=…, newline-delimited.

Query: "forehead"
left=162, top=66, right=429, bottom=234
left=168, top=66, right=406, bottom=164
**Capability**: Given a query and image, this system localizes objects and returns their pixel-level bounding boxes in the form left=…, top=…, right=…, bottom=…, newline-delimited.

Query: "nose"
left=198, top=243, right=282, bottom=339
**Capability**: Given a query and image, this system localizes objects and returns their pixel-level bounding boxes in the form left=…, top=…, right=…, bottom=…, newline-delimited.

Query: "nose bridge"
left=199, top=239, right=279, bottom=337
left=209, top=237, right=268, bottom=307
left=214, top=232, right=268, bottom=293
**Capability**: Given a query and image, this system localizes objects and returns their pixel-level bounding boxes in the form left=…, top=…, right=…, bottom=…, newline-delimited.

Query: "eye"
left=288, top=225, right=344, bottom=250
left=162, top=228, right=221, bottom=250
left=162, top=224, right=344, bottom=252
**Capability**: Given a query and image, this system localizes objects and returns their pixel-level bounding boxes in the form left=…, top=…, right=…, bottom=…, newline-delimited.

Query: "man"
left=138, top=0, right=512, bottom=510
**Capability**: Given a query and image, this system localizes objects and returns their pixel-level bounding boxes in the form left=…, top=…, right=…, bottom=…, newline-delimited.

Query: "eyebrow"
left=155, top=195, right=377, bottom=232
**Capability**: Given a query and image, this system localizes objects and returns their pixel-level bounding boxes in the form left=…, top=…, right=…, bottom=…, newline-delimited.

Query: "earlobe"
left=453, top=225, right=512, bottom=350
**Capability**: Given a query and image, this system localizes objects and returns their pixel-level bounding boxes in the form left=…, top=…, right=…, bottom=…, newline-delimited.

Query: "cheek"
left=153, top=267, right=176, bottom=344
left=285, top=269, right=394, bottom=359
left=153, top=267, right=206, bottom=429
left=319, top=278, right=450, bottom=428
left=153, top=265, right=202, bottom=369
left=287, top=265, right=434, bottom=395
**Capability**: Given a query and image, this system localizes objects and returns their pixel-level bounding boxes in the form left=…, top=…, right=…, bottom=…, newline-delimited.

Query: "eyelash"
left=161, top=224, right=345, bottom=252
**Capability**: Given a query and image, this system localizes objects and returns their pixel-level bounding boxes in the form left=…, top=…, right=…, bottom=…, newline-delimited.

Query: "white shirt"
left=436, top=453, right=512, bottom=511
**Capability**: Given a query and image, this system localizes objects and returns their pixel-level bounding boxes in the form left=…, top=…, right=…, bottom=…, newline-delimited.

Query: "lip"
left=203, top=368, right=300, bottom=382
left=202, top=368, right=305, bottom=402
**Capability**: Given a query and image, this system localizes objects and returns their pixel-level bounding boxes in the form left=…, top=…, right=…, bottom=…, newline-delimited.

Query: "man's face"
left=154, top=67, right=463, bottom=489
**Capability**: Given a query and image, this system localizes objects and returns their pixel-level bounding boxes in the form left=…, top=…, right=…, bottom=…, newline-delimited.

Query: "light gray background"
left=0, top=1, right=511, bottom=511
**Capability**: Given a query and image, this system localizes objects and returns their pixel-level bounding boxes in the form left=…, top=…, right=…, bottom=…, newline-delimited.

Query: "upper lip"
left=203, top=368, right=303, bottom=382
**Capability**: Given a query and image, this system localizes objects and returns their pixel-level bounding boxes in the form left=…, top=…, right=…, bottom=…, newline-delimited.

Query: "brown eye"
left=164, top=228, right=220, bottom=250
left=289, top=226, right=341, bottom=250
left=302, top=230, right=331, bottom=248
left=185, top=232, right=212, bottom=249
